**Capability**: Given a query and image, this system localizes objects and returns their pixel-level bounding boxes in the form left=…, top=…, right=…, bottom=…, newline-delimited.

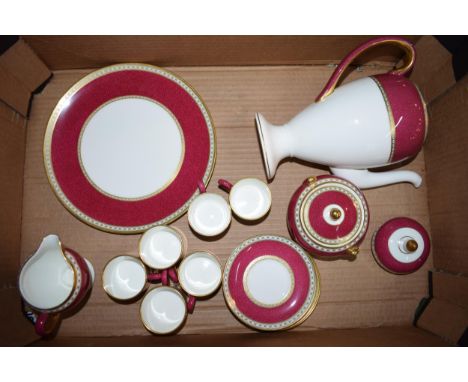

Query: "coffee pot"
left=255, top=36, right=428, bottom=189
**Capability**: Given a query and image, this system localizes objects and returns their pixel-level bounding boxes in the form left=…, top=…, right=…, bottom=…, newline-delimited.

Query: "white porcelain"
left=140, top=287, right=187, bottom=334
left=188, top=193, right=231, bottom=236
left=178, top=252, right=222, bottom=297
left=19, top=235, right=74, bottom=310
left=388, top=227, right=425, bottom=263
left=102, top=256, right=146, bottom=300
left=139, top=226, right=185, bottom=269
left=256, top=76, right=423, bottom=189
left=243, top=255, right=294, bottom=307
left=227, top=178, right=271, bottom=220
left=80, top=97, right=184, bottom=200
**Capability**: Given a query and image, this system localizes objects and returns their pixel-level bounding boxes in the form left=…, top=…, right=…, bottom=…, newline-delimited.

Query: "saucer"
left=223, top=235, right=320, bottom=331
left=44, top=64, right=216, bottom=233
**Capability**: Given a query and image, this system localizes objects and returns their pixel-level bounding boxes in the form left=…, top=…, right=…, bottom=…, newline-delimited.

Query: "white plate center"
left=244, top=256, right=294, bottom=307
left=80, top=97, right=184, bottom=199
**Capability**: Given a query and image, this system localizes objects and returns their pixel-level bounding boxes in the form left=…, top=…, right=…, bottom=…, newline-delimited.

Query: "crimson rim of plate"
left=43, top=64, right=215, bottom=233
left=223, top=235, right=320, bottom=331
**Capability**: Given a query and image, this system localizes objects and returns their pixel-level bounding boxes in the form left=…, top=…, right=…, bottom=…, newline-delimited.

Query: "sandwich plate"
left=223, top=235, right=320, bottom=331
left=44, top=64, right=216, bottom=233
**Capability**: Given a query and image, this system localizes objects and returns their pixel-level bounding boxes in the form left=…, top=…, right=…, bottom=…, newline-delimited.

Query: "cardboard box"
left=0, top=36, right=466, bottom=346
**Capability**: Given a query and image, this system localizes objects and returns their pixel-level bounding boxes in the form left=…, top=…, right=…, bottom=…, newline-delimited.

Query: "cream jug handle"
left=316, top=36, right=416, bottom=103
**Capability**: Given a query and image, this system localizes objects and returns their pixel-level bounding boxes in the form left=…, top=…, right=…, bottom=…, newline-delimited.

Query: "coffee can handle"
left=218, top=179, right=233, bottom=193
left=187, top=295, right=196, bottom=314
left=316, top=36, right=416, bottom=103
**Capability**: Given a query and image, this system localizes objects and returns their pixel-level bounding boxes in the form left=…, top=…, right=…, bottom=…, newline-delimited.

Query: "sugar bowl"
left=287, top=175, right=369, bottom=260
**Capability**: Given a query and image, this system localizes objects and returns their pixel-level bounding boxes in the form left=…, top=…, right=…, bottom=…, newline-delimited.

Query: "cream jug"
left=19, top=235, right=94, bottom=336
left=255, top=36, right=428, bottom=189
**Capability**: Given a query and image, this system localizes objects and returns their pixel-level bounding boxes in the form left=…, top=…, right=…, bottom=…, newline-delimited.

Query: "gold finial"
left=347, top=246, right=359, bottom=258
left=330, top=208, right=342, bottom=220
left=406, top=239, right=418, bottom=252
left=307, top=176, right=317, bottom=185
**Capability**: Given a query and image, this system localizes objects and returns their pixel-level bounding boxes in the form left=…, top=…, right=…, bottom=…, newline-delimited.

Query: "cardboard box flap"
left=0, top=39, right=51, bottom=116
left=410, top=36, right=456, bottom=103
left=432, top=271, right=468, bottom=309
left=0, top=102, right=26, bottom=285
left=0, top=287, right=38, bottom=346
left=22, top=36, right=418, bottom=70
left=425, top=76, right=468, bottom=275
left=417, top=298, right=468, bottom=344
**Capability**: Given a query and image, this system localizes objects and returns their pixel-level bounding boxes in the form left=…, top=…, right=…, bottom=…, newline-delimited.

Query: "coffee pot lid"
left=293, top=176, right=369, bottom=254
left=372, top=217, right=430, bottom=274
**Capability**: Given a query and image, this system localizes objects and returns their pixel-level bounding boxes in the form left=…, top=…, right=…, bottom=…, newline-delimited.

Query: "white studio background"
left=1, top=1, right=465, bottom=380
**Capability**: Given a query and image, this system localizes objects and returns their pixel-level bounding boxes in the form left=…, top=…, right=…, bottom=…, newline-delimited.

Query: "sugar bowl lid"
left=372, top=217, right=430, bottom=274
left=291, top=175, right=369, bottom=256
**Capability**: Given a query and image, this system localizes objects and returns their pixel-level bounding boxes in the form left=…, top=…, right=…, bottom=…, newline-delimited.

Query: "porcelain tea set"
left=19, top=36, right=431, bottom=336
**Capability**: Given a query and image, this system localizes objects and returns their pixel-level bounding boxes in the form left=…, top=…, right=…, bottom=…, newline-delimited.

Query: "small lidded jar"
left=372, top=217, right=430, bottom=274
left=287, top=175, right=369, bottom=260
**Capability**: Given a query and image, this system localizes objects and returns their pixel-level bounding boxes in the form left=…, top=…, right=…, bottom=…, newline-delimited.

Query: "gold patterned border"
left=300, top=184, right=364, bottom=248
left=77, top=95, right=186, bottom=202
left=43, top=63, right=216, bottom=234
left=294, top=177, right=369, bottom=253
left=222, top=234, right=320, bottom=331
left=370, top=76, right=396, bottom=163
left=415, top=84, right=430, bottom=142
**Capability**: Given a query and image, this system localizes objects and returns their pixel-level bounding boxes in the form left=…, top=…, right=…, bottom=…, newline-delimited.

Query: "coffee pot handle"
left=316, top=36, right=416, bottom=103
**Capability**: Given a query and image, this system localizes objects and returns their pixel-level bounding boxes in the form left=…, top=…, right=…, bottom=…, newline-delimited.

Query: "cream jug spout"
left=330, top=168, right=422, bottom=189
left=19, top=234, right=75, bottom=311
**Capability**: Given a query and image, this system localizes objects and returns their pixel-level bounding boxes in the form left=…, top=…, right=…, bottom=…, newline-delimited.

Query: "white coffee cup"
left=188, top=182, right=231, bottom=237
left=140, top=286, right=187, bottom=335
left=102, top=255, right=148, bottom=301
left=139, top=226, right=186, bottom=269
left=178, top=252, right=222, bottom=312
left=218, top=178, right=271, bottom=220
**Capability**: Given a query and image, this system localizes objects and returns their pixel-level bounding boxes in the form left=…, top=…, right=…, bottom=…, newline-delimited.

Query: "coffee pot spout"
left=330, top=168, right=422, bottom=189
left=255, top=113, right=293, bottom=180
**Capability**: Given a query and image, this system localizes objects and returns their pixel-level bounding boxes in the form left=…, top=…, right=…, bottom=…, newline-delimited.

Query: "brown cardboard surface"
left=410, top=36, right=455, bottom=103
left=432, top=271, right=468, bottom=309
left=0, top=287, right=37, bottom=346
left=0, top=40, right=51, bottom=116
left=425, top=76, right=468, bottom=275
left=22, top=36, right=417, bottom=70
left=417, top=298, right=467, bottom=344
left=0, top=102, right=26, bottom=285
left=20, top=64, right=432, bottom=338
left=32, top=326, right=447, bottom=346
